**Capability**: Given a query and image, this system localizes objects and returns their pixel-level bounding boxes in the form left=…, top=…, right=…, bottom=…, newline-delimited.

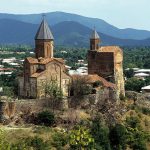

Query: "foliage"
left=124, top=69, right=134, bottom=78
left=109, top=124, right=127, bottom=150
left=3, top=86, right=14, bottom=100
left=125, top=116, right=149, bottom=150
left=11, top=136, right=51, bottom=150
left=141, top=107, right=150, bottom=115
left=37, top=111, right=55, bottom=126
left=91, top=117, right=111, bottom=150
left=123, top=46, right=150, bottom=69
left=0, top=130, right=11, bottom=150
left=125, top=77, right=145, bottom=92
left=70, top=76, right=92, bottom=96
left=45, top=80, right=63, bottom=99
left=126, top=116, right=140, bottom=129
left=51, top=131, right=69, bottom=149
left=69, top=125, right=94, bottom=149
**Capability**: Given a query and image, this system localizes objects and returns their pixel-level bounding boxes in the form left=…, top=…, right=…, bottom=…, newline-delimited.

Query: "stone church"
left=18, top=17, right=125, bottom=100
left=18, top=18, right=71, bottom=98
left=88, top=29, right=125, bottom=98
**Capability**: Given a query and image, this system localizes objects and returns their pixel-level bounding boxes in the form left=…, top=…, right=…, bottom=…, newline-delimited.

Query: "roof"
left=72, top=74, right=116, bottom=89
left=134, top=73, right=149, bottom=77
left=134, top=69, right=150, bottom=73
left=35, top=18, right=54, bottom=40
left=90, top=29, right=100, bottom=39
left=0, top=68, right=16, bottom=71
left=39, top=58, right=64, bottom=65
left=26, top=57, right=39, bottom=64
left=142, top=85, right=150, bottom=90
left=25, top=57, right=64, bottom=65
left=98, top=46, right=122, bottom=53
left=31, top=70, right=46, bottom=78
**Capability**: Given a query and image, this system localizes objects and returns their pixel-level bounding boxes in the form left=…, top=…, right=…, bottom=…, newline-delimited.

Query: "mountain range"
left=0, top=11, right=150, bottom=47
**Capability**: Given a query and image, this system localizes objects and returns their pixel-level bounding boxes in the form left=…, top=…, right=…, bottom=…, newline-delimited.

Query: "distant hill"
left=0, top=12, right=150, bottom=40
left=0, top=19, right=150, bottom=47
left=0, top=19, right=37, bottom=44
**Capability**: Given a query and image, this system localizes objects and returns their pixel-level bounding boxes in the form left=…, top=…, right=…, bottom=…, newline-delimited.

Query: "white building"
left=142, top=85, right=150, bottom=93
left=134, top=73, right=150, bottom=77
left=69, top=67, right=88, bottom=75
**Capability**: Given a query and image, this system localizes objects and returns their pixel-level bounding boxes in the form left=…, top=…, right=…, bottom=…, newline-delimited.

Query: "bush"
left=69, top=126, right=95, bottom=149
left=125, top=77, right=145, bottom=92
left=141, top=107, right=150, bottom=115
left=51, top=132, right=68, bottom=149
left=126, top=116, right=140, bottom=129
left=12, top=136, right=51, bottom=150
left=91, top=117, right=111, bottom=150
left=109, top=124, right=127, bottom=150
left=37, top=111, right=55, bottom=126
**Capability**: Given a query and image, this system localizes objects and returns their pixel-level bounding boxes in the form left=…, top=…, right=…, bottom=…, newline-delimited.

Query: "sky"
left=0, top=0, right=150, bottom=30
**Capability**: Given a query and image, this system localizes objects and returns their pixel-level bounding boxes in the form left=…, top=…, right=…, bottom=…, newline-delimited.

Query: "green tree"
left=125, top=116, right=149, bottom=150
left=37, top=111, right=55, bottom=126
left=44, top=80, right=63, bottom=112
left=109, top=124, right=127, bottom=150
left=70, top=76, right=92, bottom=97
left=69, top=126, right=94, bottom=150
left=126, top=116, right=140, bottom=129
left=91, top=117, right=111, bottom=150
left=125, top=77, right=145, bottom=92
left=124, top=69, right=134, bottom=78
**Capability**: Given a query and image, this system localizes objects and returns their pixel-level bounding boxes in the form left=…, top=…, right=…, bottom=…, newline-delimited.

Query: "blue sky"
left=0, top=0, right=150, bottom=30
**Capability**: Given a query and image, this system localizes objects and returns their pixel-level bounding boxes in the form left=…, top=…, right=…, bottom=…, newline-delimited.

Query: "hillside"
left=0, top=11, right=150, bottom=40
left=1, top=19, right=150, bottom=47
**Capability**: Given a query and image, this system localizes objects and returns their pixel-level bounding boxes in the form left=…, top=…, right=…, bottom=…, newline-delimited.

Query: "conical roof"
left=35, top=19, right=54, bottom=40
left=90, top=29, right=100, bottom=39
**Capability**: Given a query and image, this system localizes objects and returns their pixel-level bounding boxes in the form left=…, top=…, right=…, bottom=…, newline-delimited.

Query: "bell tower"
left=90, top=29, right=100, bottom=50
left=35, top=17, right=54, bottom=58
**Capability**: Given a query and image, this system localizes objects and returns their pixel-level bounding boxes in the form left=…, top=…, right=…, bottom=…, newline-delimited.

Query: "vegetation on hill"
left=0, top=102, right=150, bottom=149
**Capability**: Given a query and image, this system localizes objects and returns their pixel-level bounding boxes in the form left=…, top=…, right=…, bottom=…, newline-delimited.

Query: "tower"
left=35, top=18, right=54, bottom=58
left=90, top=29, right=100, bottom=50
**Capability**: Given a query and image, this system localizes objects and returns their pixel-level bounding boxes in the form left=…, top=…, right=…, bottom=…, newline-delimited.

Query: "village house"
left=142, top=85, right=150, bottom=94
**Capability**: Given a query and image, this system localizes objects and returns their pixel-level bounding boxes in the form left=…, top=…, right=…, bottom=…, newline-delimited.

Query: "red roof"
left=72, top=74, right=116, bottom=89
left=0, top=68, right=16, bottom=71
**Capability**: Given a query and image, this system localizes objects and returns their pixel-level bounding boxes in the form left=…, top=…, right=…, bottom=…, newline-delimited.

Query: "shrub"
left=141, top=107, right=150, bottom=115
left=0, top=129, right=11, bottom=150
left=109, top=124, right=127, bottom=150
left=128, top=130, right=147, bottom=150
left=37, top=111, right=55, bottom=126
left=126, top=116, right=140, bottom=129
left=51, top=132, right=68, bottom=149
left=125, top=77, right=145, bottom=92
left=69, top=126, right=94, bottom=149
left=70, top=76, right=92, bottom=96
left=91, top=117, right=111, bottom=150
left=120, top=94, right=126, bottom=101
left=12, top=136, right=51, bottom=150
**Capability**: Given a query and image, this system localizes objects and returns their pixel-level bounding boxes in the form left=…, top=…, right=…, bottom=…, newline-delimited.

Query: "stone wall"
left=68, top=87, right=118, bottom=109
left=88, top=51, right=114, bottom=80
left=88, top=46, right=125, bottom=98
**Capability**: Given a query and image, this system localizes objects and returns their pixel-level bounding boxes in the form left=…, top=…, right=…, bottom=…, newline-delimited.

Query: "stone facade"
left=18, top=19, right=71, bottom=99
left=88, top=30, right=125, bottom=98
